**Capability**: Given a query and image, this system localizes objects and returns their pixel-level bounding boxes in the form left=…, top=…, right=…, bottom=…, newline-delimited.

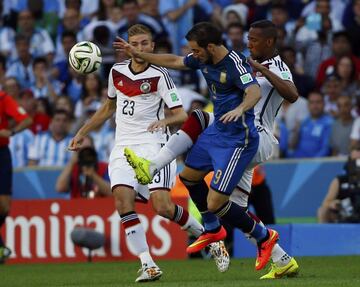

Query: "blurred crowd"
left=2, top=0, right=360, bottom=173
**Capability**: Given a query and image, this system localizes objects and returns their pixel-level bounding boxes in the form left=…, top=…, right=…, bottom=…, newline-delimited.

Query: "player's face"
left=129, top=33, right=154, bottom=64
left=188, top=41, right=212, bottom=64
left=247, top=28, right=268, bottom=60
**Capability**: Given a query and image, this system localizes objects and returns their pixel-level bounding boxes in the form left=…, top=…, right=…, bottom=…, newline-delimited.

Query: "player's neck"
left=212, top=45, right=229, bottom=65
left=130, top=60, right=149, bottom=73
left=258, top=49, right=278, bottom=63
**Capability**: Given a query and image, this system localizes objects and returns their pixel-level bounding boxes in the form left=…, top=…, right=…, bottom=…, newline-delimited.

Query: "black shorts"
left=0, top=146, right=12, bottom=195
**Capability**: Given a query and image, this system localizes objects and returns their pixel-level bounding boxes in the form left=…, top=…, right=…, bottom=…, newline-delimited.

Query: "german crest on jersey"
left=140, top=81, right=151, bottom=93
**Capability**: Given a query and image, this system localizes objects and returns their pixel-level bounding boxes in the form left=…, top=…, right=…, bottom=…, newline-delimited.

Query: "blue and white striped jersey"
left=28, top=131, right=73, bottom=166
left=9, top=129, right=35, bottom=168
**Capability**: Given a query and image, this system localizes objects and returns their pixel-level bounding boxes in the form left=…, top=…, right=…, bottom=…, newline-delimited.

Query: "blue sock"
left=201, top=211, right=221, bottom=232
left=215, top=200, right=268, bottom=242
left=250, top=223, right=268, bottom=242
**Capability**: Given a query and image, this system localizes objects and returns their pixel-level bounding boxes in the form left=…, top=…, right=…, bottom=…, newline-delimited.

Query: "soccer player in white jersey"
left=69, top=24, right=229, bottom=283
left=122, top=20, right=301, bottom=279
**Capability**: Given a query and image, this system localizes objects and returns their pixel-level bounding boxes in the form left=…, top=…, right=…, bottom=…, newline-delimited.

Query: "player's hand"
left=68, top=134, right=85, bottom=151
left=247, top=57, right=265, bottom=72
left=220, top=106, right=244, bottom=123
left=148, top=120, right=167, bottom=132
left=0, top=129, right=11, bottom=138
left=113, top=36, right=139, bottom=58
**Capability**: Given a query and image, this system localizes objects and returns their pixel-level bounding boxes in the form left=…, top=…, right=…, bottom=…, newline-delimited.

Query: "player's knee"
left=113, top=189, right=135, bottom=214
left=207, top=199, right=223, bottom=213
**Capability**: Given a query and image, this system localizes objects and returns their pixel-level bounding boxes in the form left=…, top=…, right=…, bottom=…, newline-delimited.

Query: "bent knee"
left=153, top=202, right=174, bottom=219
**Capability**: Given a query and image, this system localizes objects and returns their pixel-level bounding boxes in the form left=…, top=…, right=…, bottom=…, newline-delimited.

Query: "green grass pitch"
left=3, top=256, right=360, bottom=287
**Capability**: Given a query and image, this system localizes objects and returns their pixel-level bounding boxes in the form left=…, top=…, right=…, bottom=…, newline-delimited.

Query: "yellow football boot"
left=260, top=257, right=299, bottom=279
left=124, top=147, right=153, bottom=185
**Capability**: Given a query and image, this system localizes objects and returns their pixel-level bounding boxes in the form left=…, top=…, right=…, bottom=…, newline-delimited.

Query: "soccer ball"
left=68, top=41, right=102, bottom=74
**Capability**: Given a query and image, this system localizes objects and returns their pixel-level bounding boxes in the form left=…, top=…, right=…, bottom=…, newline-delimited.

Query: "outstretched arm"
left=113, top=37, right=187, bottom=70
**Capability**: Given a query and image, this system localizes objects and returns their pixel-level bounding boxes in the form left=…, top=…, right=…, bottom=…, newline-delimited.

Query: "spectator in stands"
left=300, top=8, right=333, bottom=78
left=316, top=31, right=360, bottom=89
left=6, top=34, right=34, bottom=88
left=56, top=142, right=111, bottom=198
left=52, top=31, right=77, bottom=85
left=270, top=4, right=295, bottom=42
left=31, top=97, right=52, bottom=134
left=117, top=0, right=168, bottom=42
left=225, top=22, right=249, bottom=57
left=73, top=73, right=102, bottom=132
left=28, top=109, right=73, bottom=166
left=55, top=8, right=86, bottom=63
left=350, top=112, right=360, bottom=150
left=15, top=10, right=55, bottom=63
left=345, top=0, right=360, bottom=57
left=97, top=0, right=120, bottom=21
left=0, top=55, right=5, bottom=90
left=334, top=55, right=359, bottom=97
left=280, top=46, right=314, bottom=99
left=323, top=75, right=342, bottom=117
left=330, top=95, right=354, bottom=156
left=30, top=57, right=62, bottom=102
left=0, top=3, right=15, bottom=59
left=65, top=67, right=84, bottom=105
left=159, top=0, right=212, bottom=54
left=291, top=91, right=333, bottom=158
left=9, top=127, right=35, bottom=168
left=318, top=149, right=360, bottom=223
left=221, top=3, right=248, bottom=28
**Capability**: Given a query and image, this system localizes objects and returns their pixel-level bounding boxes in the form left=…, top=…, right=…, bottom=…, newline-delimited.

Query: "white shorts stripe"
left=218, top=147, right=244, bottom=191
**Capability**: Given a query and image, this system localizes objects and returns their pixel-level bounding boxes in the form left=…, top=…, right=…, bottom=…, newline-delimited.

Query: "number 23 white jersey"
left=108, top=60, right=183, bottom=145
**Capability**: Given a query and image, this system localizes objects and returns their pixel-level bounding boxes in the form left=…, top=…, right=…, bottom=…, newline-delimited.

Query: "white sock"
left=172, top=205, right=204, bottom=237
left=121, top=212, right=155, bottom=267
left=271, top=245, right=291, bottom=267
left=150, top=130, right=193, bottom=175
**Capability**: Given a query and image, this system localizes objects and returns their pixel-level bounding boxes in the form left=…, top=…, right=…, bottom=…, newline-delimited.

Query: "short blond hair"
left=128, top=24, right=153, bottom=39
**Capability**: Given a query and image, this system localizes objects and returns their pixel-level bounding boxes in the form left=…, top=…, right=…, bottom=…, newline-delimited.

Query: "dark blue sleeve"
left=230, top=57, right=258, bottom=90
left=183, top=53, right=200, bottom=70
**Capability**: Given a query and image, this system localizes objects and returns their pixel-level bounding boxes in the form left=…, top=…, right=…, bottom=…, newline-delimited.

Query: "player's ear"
left=206, top=43, right=216, bottom=53
left=151, top=41, right=155, bottom=51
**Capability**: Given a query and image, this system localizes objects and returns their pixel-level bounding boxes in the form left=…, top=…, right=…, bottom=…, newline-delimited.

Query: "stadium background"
left=1, top=0, right=360, bottom=285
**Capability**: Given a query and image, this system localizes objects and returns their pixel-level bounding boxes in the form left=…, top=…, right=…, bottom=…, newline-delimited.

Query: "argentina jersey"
left=184, top=51, right=259, bottom=146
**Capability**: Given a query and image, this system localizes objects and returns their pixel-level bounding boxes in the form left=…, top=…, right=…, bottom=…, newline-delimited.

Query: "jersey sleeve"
left=230, top=56, right=259, bottom=90
left=4, top=95, right=29, bottom=123
left=107, top=68, right=117, bottom=99
left=183, top=53, right=200, bottom=70
left=157, top=68, right=183, bottom=109
left=269, top=60, right=294, bottom=82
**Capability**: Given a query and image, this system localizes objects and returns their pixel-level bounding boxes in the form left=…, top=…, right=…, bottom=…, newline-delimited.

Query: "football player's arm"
left=248, top=58, right=299, bottom=103
left=221, top=84, right=261, bottom=123
left=113, top=37, right=187, bottom=70
left=68, top=99, right=116, bottom=151
left=148, top=107, right=188, bottom=132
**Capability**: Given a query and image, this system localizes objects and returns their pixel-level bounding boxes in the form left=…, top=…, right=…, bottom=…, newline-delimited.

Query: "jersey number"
left=122, top=100, right=135, bottom=116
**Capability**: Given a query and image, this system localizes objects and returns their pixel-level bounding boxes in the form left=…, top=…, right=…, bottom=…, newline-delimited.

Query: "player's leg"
left=232, top=178, right=299, bottom=279
left=0, top=147, right=13, bottom=264
left=204, top=140, right=278, bottom=271
left=149, top=149, right=230, bottom=272
left=124, top=110, right=213, bottom=184
left=149, top=159, right=204, bottom=238
left=231, top=131, right=299, bottom=278
left=109, top=146, right=161, bottom=282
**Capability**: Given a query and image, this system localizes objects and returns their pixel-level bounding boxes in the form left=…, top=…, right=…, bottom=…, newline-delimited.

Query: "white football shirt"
left=108, top=60, right=183, bottom=145
left=254, top=55, right=294, bottom=131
